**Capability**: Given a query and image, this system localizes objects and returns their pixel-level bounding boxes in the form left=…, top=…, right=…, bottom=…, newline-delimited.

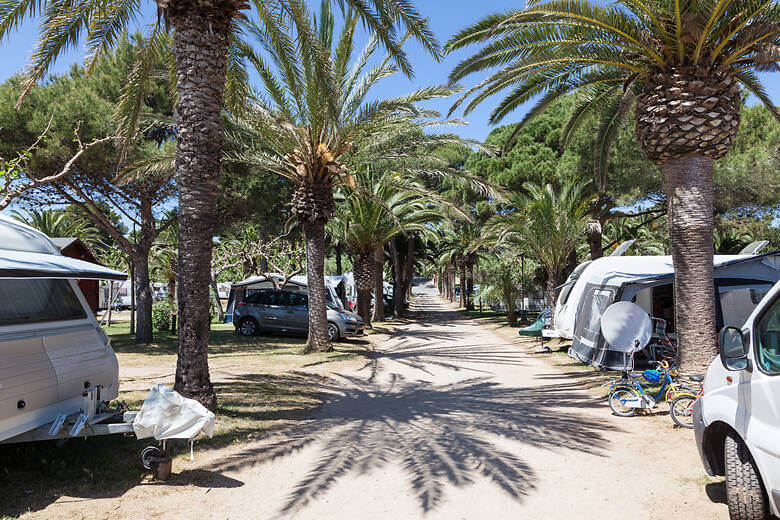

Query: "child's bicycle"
left=608, top=360, right=694, bottom=417
left=669, top=375, right=705, bottom=428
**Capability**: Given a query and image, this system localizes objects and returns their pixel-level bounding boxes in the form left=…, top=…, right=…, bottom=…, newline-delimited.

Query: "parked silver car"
left=234, top=288, right=364, bottom=341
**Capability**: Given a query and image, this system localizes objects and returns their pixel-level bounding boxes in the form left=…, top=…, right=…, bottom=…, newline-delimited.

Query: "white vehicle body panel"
left=0, top=215, right=124, bottom=443
left=699, top=280, right=780, bottom=516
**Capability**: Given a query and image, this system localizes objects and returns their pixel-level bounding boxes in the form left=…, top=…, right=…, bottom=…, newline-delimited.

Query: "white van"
left=694, top=279, right=780, bottom=520
left=0, top=214, right=127, bottom=443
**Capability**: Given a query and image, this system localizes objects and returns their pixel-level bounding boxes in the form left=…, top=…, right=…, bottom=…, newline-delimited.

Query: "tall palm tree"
left=329, top=167, right=448, bottom=327
left=490, top=182, right=594, bottom=321
left=446, top=0, right=779, bottom=376
left=1, top=0, right=437, bottom=408
left=227, top=6, right=465, bottom=352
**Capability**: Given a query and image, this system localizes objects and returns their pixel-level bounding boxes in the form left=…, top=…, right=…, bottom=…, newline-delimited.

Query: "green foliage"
left=151, top=301, right=174, bottom=331
left=490, top=181, right=595, bottom=287
left=714, top=105, right=780, bottom=215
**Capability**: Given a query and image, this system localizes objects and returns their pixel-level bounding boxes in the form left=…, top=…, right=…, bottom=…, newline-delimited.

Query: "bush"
left=152, top=302, right=175, bottom=331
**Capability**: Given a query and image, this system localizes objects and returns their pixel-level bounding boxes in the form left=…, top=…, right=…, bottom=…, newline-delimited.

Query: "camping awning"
left=0, top=250, right=127, bottom=280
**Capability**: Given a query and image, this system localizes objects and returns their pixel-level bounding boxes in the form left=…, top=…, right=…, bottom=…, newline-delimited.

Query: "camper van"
left=0, top=214, right=126, bottom=443
left=556, top=252, right=780, bottom=370
left=694, top=279, right=780, bottom=520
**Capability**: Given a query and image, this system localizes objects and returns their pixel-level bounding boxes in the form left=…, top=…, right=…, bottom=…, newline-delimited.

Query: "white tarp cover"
left=0, top=249, right=127, bottom=280
left=133, top=383, right=215, bottom=441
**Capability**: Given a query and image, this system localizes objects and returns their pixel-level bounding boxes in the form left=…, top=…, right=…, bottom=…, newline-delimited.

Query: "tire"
left=669, top=395, right=696, bottom=429
left=238, top=317, right=258, bottom=337
left=609, top=388, right=638, bottom=417
left=724, top=432, right=769, bottom=520
left=327, top=322, right=340, bottom=342
left=666, top=385, right=695, bottom=402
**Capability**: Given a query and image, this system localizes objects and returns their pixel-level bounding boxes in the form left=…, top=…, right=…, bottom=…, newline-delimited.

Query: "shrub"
left=152, top=302, right=175, bottom=331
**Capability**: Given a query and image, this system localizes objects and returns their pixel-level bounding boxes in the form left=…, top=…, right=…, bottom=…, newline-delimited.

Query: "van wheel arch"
left=702, top=421, right=734, bottom=476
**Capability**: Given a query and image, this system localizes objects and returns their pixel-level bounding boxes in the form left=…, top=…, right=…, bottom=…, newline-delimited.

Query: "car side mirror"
left=719, top=326, right=751, bottom=372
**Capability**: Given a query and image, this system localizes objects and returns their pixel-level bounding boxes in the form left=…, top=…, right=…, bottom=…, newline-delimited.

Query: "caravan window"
left=0, top=279, right=87, bottom=326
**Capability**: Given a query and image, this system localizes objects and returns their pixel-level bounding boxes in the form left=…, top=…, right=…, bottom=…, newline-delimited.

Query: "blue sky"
left=1, top=1, right=778, bottom=143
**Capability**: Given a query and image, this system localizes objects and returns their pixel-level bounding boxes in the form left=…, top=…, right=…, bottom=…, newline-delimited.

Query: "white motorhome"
left=556, top=252, right=780, bottom=370
left=694, top=279, right=780, bottom=520
left=0, top=214, right=126, bottom=443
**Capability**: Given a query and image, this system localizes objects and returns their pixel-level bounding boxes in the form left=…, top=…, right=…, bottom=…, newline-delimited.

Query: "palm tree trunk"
left=389, top=238, right=404, bottom=317
left=354, top=250, right=374, bottom=328
left=335, top=243, right=343, bottom=275
left=170, top=6, right=232, bottom=411
left=449, top=265, right=456, bottom=303
left=459, top=264, right=467, bottom=308
left=546, top=270, right=564, bottom=328
left=303, top=220, right=332, bottom=353
left=133, top=254, right=154, bottom=344
left=587, top=220, right=604, bottom=260
left=466, top=261, right=475, bottom=311
left=372, top=246, right=385, bottom=322
left=664, top=155, right=717, bottom=377
left=505, top=285, right=517, bottom=326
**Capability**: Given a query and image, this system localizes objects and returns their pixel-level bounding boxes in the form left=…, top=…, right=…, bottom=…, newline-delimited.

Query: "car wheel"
left=327, top=322, right=340, bottom=342
left=724, top=432, right=769, bottom=520
left=238, top=318, right=258, bottom=337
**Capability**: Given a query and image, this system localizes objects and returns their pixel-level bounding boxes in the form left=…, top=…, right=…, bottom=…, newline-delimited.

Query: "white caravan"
left=556, top=252, right=780, bottom=370
left=0, top=214, right=126, bottom=443
left=694, top=279, right=780, bottom=519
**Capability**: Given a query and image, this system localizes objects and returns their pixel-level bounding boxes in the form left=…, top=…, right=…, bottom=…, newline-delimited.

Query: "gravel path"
left=28, top=289, right=727, bottom=519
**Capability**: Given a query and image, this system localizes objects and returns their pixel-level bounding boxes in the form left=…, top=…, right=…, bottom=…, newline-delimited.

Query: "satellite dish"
left=600, top=301, right=652, bottom=353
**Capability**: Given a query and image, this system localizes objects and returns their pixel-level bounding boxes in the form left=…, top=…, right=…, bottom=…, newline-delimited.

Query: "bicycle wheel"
left=669, top=395, right=696, bottom=428
left=666, top=385, right=695, bottom=402
left=609, top=388, right=639, bottom=417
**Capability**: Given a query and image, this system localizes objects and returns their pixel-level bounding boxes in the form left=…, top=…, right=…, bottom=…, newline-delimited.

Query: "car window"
left=0, top=279, right=87, bottom=326
left=290, top=293, right=308, bottom=308
left=756, top=296, right=780, bottom=375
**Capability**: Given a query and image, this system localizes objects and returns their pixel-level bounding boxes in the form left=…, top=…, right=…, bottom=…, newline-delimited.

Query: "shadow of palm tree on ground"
left=207, top=373, right=614, bottom=515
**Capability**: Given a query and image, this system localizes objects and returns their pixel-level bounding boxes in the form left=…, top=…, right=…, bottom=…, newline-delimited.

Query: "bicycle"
left=608, top=360, right=694, bottom=417
left=669, top=375, right=704, bottom=428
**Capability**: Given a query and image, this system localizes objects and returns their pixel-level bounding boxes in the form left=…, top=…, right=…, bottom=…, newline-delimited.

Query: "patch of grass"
left=0, top=325, right=370, bottom=518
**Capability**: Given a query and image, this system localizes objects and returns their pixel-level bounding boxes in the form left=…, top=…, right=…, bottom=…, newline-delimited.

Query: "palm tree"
left=329, top=167, right=447, bottom=327
left=1, top=0, right=437, bottom=408
left=446, top=0, right=779, bottom=376
left=490, top=182, right=594, bottom=321
left=227, top=6, right=464, bottom=352
left=12, top=208, right=104, bottom=249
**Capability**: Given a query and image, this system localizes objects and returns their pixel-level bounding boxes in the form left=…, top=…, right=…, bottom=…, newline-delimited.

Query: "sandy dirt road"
left=26, top=289, right=727, bottom=520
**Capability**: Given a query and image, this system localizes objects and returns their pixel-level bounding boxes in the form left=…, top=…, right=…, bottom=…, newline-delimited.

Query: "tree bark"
left=170, top=5, right=232, bottom=411
left=587, top=220, right=604, bottom=260
left=459, top=263, right=467, bottom=308
left=335, top=243, right=343, bottom=275
left=389, top=238, right=404, bottom=317
left=449, top=265, right=456, bottom=303
left=506, top=285, right=517, bottom=326
left=466, top=260, right=475, bottom=311
left=372, top=246, right=385, bottom=322
left=133, top=254, right=154, bottom=344
left=664, top=154, right=717, bottom=377
left=303, top=220, right=332, bottom=353
left=353, top=250, right=374, bottom=328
